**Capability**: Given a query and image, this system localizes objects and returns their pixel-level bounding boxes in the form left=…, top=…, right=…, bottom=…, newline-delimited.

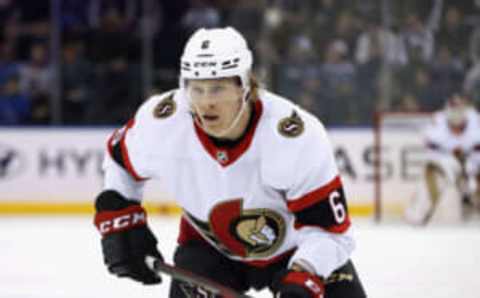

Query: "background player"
left=406, top=92, right=480, bottom=224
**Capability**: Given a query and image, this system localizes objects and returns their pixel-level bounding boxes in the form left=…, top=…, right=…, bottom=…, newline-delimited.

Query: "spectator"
left=354, top=15, right=406, bottom=117
left=311, top=0, right=344, bottom=34
left=351, top=0, right=381, bottom=19
left=0, top=75, right=30, bottom=125
left=265, top=0, right=310, bottom=60
left=18, top=42, right=53, bottom=102
left=181, top=0, right=221, bottom=35
left=0, top=0, right=18, bottom=41
left=398, top=0, right=443, bottom=63
left=226, top=0, right=266, bottom=49
left=0, top=43, right=20, bottom=87
left=276, top=0, right=310, bottom=28
left=86, top=56, right=141, bottom=124
left=355, top=16, right=407, bottom=66
left=400, top=12, right=435, bottom=63
left=60, top=0, right=93, bottom=38
left=319, top=39, right=357, bottom=124
left=2, top=14, right=22, bottom=60
left=436, top=6, right=471, bottom=64
left=274, top=33, right=320, bottom=102
left=12, top=0, right=50, bottom=60
left=61, top=41, right=94, bottom=124
left=88, top=7, right=139, bottom=64
left=408, top=67, right=438, bottom=111
left=430, top=44, right=465, bottom=105
left=311, top=9, right=360, bottom=60
left=355, top=56, right=382, bottom=124
left=87, top=0, right=140, bottom=30
left=0, top=0, right=17, bottom=29
left=17, top=42, right=53, bottom=124
left=332, top=10, right=362, bottom=60
left=464, top=63, right=480, bottom=108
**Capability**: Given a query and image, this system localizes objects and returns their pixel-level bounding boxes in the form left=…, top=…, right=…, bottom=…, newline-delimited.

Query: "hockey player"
left=93, top=27, right=366, bottom=298
left=406, top=93, right=480, bottom=224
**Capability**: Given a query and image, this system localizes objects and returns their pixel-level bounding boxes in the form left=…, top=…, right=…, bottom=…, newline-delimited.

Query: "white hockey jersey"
left=102, top=89, right=355, bottom=278
left=423, top=108, right=480, bottom=179
left=424, top=108, right=480, bottom=154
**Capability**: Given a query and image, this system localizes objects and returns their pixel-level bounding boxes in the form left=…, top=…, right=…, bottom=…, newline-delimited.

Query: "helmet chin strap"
left=189, top=89, right=251, bottom=139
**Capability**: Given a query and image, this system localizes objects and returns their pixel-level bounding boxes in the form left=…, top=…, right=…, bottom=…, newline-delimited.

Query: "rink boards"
left=0, top=127, right=423, bottom=217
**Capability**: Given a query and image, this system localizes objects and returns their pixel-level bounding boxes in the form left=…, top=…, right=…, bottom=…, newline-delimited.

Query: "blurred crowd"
left=1, top=0, right=480, bottom=126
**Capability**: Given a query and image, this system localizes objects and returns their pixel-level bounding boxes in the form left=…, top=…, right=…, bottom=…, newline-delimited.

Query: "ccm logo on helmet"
left=98, top=211, right=146, bottom=235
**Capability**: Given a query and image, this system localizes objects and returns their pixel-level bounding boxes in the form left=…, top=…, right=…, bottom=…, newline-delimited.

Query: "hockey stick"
left=145, top=256, right=254, bottom=298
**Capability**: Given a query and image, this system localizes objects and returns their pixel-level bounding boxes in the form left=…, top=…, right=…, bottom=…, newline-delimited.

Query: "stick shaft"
left=145, top=256, right=253, bottom=298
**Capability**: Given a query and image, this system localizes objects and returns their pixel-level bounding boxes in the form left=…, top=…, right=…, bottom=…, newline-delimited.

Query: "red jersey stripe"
left=120, top=119, right=148, bottom=181
left=107, top=119, right=148, bottom=181
left=287, top=176, right=342, bottom=212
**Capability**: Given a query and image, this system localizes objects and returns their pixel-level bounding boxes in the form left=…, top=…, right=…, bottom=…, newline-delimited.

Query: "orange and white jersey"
left=102, top=88, right=354, bottom=278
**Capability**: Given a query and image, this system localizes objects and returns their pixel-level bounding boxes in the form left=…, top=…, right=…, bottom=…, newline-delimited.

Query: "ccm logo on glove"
left=95, top=205, right=146, bottom=235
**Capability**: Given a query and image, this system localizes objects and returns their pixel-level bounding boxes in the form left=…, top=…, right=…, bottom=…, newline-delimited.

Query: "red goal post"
left=373, top=111, right=434, bottom=222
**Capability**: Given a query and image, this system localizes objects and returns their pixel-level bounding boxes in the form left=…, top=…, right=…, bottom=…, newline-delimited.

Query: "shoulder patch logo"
left=278, top=110, right=304, bottom=138
left=153, top=94, right=176, bottom=119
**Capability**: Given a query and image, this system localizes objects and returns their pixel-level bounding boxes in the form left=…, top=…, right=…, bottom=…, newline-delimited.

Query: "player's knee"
left=425, top=162, right=443, bottom=176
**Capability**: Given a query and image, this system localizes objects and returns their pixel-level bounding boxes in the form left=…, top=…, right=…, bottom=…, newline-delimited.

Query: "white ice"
left=0, top=216, right=479, bottom=298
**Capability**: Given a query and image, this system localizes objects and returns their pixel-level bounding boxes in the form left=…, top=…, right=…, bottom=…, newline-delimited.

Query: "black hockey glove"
left=94, top=190, right=163, bottom=285
left=272, top=269, right=325, bottom=298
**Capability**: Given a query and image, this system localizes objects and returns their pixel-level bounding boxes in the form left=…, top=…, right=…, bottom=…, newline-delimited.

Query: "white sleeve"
left=101, top=117, right=149, bottom=202
left=285, top=122, right=338, bottom=200
left=99, top=92, right=176, bottom=202
left=102, top=153, right=145, bottom=202
left=285, top=120, right=355, bottom=278
left=289, top=227, right=355, bottom=278
left=466, top=116, right=480, bottom=176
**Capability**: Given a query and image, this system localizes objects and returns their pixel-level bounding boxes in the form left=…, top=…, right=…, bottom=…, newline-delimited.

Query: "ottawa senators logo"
left=153, top=94, right=176, bottom=119
left=278, top=110, right=304, bottom=138
left=208, top=199, right=286, bottom=258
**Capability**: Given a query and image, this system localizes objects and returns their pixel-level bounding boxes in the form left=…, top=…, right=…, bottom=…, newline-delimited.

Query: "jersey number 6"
left=328, top=191, right=346, bottom=224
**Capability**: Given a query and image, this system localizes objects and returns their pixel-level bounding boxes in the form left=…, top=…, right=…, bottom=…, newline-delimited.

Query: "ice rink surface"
left=1, top=216, right=479, bottom=298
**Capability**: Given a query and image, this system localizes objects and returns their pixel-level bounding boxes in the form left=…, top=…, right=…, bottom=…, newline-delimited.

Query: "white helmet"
left=180, top=27, right=253, bottom=92
left=445, top=93, right=469, bottom=126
